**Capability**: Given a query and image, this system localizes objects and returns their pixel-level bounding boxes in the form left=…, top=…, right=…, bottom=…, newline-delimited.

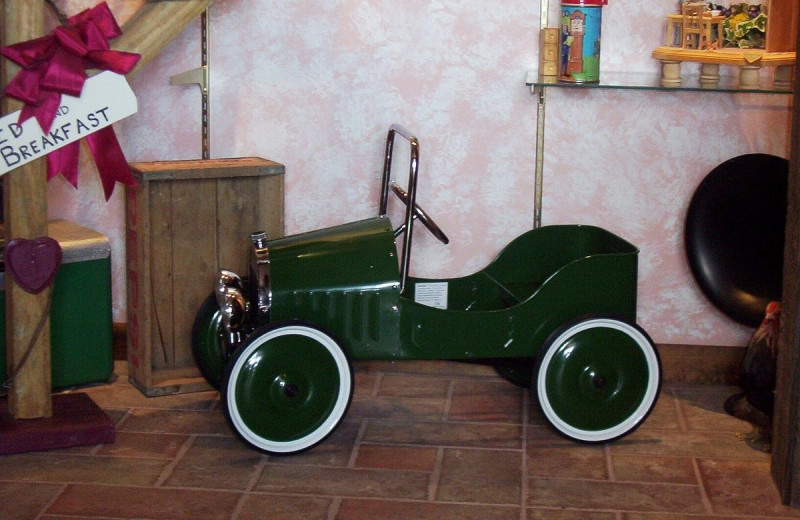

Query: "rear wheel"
left=222, top=323, right=353, bottom=454
left=533, top=317, right=661, bottom=443
left=493, top=358, right=533, bottom=388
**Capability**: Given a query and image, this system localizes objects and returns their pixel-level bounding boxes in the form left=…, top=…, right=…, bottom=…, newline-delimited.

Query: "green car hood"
left=267, top=216, right=402, bottom=356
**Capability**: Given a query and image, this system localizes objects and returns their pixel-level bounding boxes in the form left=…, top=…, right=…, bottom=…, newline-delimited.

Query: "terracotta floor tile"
left=528, top=477, right=708, bottom=514
left=354, top=444, right=438, bottom=471
left=266, top=419, right=360, bottom=467
left=356, top=360, right=498, bottom=379
left=526, top=423, right=563, bottom=442
left=610, top=428, right=769, bottom=460
left=635, top=390, right=682, bottom=431
left=611, top=453, right=698, bottom=484
left=448, top=379, right=522, bottom=423
left=37, top=515, right=105, bottom=520
left=117, top=407, right=231, bottom=436
left=528, top=509, right=616, bottom=519
left=527, top=397, right=549, bottom=427
left=0, top=452, right=168, bottom=486
left=0, top=481, right=63, bottom=520
left=46, top=484, right=241, bottom=520
left=348, top=395, right=446, bottom=422
left=353, top=370, right=381, bottom=396
left=336, top=498, right=520, bottom=519
left=236, top=493, right=332, bottom=519
left=698, top=458, right=800, bottom=517
left=436, top=448, right=521, bottom=504
left=254, top=463, right=430, bottom=499
left=363, top=418, right=521, bottom=449
left=620, top=514, right=800, bottom=520
left=530, top=389, right=673, bottom=434
left=102, top=407, right=129, bottom=425
left=376, top=373, right=451, bottom=398
left=2, top=359, right=797, bottom=519
left=527, top=438, right=608, bottom=480
left=672, top=385, right=756, bottom=433
left=94, top=431, right=189, bottom=459
left=164, top=435, right=265, bottom=490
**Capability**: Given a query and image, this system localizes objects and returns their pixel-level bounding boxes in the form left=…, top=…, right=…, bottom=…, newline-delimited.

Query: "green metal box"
left=0, top=220, right=113, bottom=389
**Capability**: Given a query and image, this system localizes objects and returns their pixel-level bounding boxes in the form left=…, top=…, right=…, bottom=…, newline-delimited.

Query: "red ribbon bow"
left=1, top=2, right=141, bottom=200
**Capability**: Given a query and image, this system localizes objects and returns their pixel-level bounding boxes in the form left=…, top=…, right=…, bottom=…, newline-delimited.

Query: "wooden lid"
left=129, top=157, right=285, bottom=181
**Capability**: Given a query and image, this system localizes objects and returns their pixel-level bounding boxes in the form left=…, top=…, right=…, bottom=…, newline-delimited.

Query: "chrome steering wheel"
left=390, top=182, right=449, bottom=245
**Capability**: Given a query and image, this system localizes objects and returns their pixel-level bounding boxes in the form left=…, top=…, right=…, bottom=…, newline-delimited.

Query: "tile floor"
left=2, top=359, right=800, bottom=520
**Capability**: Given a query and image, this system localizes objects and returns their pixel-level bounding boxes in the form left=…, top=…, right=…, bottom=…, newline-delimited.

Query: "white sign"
left=0, top=71, right=137, bottom=175
left=414, top=282, right=448, bottom=309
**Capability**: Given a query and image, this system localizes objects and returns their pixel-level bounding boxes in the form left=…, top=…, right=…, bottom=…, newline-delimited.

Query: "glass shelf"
left=526, top=70, right=793, bottom=94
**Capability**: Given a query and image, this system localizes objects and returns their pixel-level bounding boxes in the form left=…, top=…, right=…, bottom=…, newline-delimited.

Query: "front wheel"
left=533, top=317, right=661, bottom=443
left=222, top=323, right=353, bottom=454
left=191, top=293, right=228, bottom=389
left=192, top=280, right=255, bottom=389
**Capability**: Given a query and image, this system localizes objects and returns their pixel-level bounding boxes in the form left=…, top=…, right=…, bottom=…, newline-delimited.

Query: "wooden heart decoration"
left=4, top=237, right=62, bottom=294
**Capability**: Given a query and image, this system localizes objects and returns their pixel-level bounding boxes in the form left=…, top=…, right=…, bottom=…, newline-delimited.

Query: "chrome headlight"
left=215, top=269, right=247, bottom=333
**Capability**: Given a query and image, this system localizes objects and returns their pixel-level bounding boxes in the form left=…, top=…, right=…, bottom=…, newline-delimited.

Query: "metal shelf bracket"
left=169, top=9, right=210, bottom=159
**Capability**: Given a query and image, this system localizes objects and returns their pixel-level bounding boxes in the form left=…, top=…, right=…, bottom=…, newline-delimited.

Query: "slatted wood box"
left=126, top=158, right=284, bottom=396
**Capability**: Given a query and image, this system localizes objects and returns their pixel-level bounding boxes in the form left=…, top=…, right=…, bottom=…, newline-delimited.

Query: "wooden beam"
left=1, top=0, right=52, bottom=419
left=771, top=5, right=800, bottom=506
left=0, top=0, right=212, bottom=420
left=113, top=0, right=213, bottom=78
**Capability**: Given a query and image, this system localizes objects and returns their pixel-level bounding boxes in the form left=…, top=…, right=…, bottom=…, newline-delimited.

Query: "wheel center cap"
left=283, top=382, right=299, bottom=398
left=271, top=374, right=306, bottom=407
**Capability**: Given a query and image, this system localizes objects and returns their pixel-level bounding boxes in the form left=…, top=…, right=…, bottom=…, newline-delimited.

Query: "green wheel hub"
left=224, top=324, right=352, bottom=453
left=536, top=317, right=660, bottom=442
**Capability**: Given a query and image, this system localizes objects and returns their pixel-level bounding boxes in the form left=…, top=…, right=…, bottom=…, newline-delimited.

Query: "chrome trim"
left=389, top=181, right=449, bottom=244
left=215, top=269, right=247, bottom=348
left=216, top=269, right=243, bottom=308
left=379, top=123, right=420, bottom=292
left=250, top=231, right=272, bottom=320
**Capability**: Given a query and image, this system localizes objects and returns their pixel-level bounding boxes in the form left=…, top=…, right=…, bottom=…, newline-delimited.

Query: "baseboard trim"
left=657, top=342, right=744, bottom=385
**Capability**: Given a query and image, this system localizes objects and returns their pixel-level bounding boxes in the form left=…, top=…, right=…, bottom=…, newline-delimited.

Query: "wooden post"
left=771, top=6, right=800, bottom=505
left=113, top=0, right=212, bottom=78
left=0, top=0, right=214, bottom=422
left=0, top=0, right=212, bottom=421
left=1, top=0, right=52, bottom=418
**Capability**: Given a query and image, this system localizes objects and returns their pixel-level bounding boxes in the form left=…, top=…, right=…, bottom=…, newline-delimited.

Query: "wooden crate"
left=126, top=157, right=284, bottom=396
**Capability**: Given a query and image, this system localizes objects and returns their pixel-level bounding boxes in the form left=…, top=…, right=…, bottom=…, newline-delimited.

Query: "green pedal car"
left=192, top=124, right=661, bottom=454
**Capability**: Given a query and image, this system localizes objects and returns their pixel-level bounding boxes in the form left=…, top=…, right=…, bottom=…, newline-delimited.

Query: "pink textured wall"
left=45, top=0, right=790, bottom=347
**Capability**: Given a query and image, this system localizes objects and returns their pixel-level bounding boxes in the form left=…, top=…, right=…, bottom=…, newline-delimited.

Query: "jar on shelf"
left=559, top=0, right=607, bottom=83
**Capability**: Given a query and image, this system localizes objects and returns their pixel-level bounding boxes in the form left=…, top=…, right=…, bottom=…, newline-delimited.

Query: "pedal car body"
left=192, top=124, right=661, bottom=454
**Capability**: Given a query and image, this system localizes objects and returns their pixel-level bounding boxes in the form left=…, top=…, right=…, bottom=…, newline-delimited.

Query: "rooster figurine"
left=724, top=301, right=781, bottom=452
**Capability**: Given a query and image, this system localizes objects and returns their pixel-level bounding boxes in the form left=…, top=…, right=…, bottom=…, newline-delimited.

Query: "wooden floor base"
left=0, top=392, right=115, bottom=455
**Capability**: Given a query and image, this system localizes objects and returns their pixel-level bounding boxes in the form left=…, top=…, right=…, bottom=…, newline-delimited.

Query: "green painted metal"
left=0, top=257, right=113, bottom=389
left=268, top=216, right=402, bottom=358
left=493, top=358, right=535, bottom=388
left=541, top=325, right=650, bottom=432
left=397, top=224, right=638, bottom=360
left=263, top=219, right=639, bottom=363
left=230, top=331, right=343, bottom=443
left=191, top=293, right=227, bottom=389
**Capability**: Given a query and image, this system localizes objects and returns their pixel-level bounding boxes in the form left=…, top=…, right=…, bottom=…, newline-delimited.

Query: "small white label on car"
left=414, top=282, right=448, bottom=309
